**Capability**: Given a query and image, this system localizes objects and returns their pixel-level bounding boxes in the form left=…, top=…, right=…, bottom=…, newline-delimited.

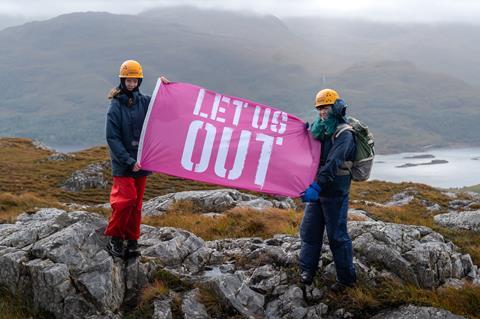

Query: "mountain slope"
left=286, top=17, right=480, bottom=86
left=0, top=10, right=328, bottom=147
left=327, top=61, right=479, bottom=152
left=0, top=8, right=479, bottom=153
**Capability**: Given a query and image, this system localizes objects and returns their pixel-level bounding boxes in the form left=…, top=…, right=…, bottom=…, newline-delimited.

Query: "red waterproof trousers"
left=104, top=176, right=147, bottom=240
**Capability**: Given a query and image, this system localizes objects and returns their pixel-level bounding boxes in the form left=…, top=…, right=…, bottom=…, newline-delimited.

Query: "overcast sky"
left=2, top=0, right=480, bottom=24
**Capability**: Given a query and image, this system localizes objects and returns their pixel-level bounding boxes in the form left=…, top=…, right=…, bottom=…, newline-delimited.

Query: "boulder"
left=265, top=285, right=328, bottom=319
left=384, top=189, right=417, bottom=207
left=142, top=189, right=296, bottom=216
left=348, top=209, right=375, bottom=221
left=371, top=305, right=465, bottom=319
left=47, top=152, right=75, bottom=161
left=209, top=273, right=265, bottom=318
left=434, top=210, right=480, bottom=232
left=140, top=225, right=210, bottom=274
left=61, top=161, right=110, bottom=192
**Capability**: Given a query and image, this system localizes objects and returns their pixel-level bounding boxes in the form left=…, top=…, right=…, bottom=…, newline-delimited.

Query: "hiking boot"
left=106, top=237, right=124, bottom=258
left=125, top=240, right=141, bottom=259
left=330, top=281, right=355, bottom=293
left=300, top=271, right=315, bottom=285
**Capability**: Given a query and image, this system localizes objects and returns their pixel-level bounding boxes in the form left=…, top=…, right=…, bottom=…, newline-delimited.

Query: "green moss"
left=153, top=269, right=191, bottom=292
left=316, top=278, right=480, bottom=319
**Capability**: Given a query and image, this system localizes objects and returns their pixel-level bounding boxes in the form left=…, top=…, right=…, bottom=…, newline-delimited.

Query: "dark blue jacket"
left=106, top=91, right=151, bottom=177
left=315, top=124, right=356, bottom=197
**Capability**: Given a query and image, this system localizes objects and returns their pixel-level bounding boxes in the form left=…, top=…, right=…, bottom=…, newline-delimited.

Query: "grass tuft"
left=143, top=207, right=301, bottom=241
left=139, top=280, right=169, bottom=307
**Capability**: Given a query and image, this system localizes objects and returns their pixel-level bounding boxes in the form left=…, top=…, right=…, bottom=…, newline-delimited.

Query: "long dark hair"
left=107, top=87, right=121, bottom=100
left=107, top=78, right=142, bottom=100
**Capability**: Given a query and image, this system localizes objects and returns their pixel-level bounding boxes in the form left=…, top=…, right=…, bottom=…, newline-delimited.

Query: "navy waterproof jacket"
left=315, top=124, right=356, bottom=197
left=105, top=91, right=152, bottom=177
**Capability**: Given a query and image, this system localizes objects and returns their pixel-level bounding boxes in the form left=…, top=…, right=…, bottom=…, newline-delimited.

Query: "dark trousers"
left=104, top=176, right=147, bottom=240
left=299, top=195, right=356, bottom=285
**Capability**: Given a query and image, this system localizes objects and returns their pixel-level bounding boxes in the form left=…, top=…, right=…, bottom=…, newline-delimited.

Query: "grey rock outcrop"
left=349, top=221, right=479, bottom=288
left=139, top=225, right=210, bottom=274
left=47, top=152, right=75, bottom=161
left=0, top=208, right=476, bottom=319
left=61, top=161, right=110, bottom=192
left=348, top=209, right=374, bottom=221
left=209, top=273, right=265, bottom=318
left=0, top=209, right=210, bottom=318
left=142, top=189, right=296, bottom=216
left=384, top=189, right=418, bottom=207
left=0, top=209, right=123, bottom=318
left=32, top=139, right=55, bottom=152
left=448, top=192, right=480, bottom=211
left=265, top=285, right=328, bottom=319
left=181, top=288, right=209, bottom=319
left=434, top=210, right=480, bottom=232
left=152, top=299, right=173, bottom=319
left=371, top=305, right=465, bottom=319
left=207, top=222, right=480, bottom=289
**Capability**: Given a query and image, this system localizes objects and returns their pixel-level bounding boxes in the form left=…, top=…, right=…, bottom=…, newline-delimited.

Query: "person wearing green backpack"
left=299, top=88, right=358, bottom=292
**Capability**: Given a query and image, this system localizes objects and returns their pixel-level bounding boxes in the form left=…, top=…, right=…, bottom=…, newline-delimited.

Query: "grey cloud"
left=0, top=0, right=479, bottom=24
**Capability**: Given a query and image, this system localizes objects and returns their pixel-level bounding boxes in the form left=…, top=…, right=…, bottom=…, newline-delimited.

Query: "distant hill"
left=0, top=14, right=28, bottom=30
left=285, top=17, right=480, bottom=87
left=326, top=61, right=480, bottom=152
left=0, top=8, right=479, bottom=153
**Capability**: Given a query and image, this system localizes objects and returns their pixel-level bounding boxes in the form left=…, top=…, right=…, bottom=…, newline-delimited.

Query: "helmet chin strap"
left=120, top=78, right=141, bottom=92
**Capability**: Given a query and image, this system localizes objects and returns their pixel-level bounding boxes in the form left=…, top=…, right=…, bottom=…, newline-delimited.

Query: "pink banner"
left=138, top=80, right=321, bottom=197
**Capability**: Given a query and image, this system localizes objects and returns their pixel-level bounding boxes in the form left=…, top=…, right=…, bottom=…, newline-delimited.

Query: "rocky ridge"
left=1, top=200, right=478, bottom=318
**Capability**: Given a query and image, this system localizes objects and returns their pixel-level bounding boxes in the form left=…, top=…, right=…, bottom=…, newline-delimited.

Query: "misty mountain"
left=0, top=14, right=28, bottom=31
left=286, top=17, right=480, bottom=86
left=0, top=7, right=479, bottom=153
left=327, top=60, right=479, bottom=152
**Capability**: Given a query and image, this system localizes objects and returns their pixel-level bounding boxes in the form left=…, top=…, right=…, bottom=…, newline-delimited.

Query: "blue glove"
left=304, top=122, right=310, bottom=130
left=300, top=182, right=321, bottom=202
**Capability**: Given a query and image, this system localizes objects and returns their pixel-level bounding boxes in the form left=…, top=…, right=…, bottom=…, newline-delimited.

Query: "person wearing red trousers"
left=104, top=59, right=169, bottom=259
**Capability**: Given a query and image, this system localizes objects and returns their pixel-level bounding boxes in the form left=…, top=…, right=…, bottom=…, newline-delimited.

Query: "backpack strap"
left=332, top=124, right=353, bottom=141
left=332, top=124, right=354, bottom=176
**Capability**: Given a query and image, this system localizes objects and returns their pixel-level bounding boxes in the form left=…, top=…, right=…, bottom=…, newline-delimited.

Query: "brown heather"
left=2, top=137, right=480, bottom=318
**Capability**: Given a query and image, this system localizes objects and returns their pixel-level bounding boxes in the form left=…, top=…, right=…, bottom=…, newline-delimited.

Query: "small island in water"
left=396, top=159, right=449, bottom=168
left=403, top=154, right=435, bottom=159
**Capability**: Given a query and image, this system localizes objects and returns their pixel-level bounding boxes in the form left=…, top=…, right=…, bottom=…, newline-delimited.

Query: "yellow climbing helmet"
left=315, top=89, right=339, bottom=108
left=119, top=60, right=143, bottom=78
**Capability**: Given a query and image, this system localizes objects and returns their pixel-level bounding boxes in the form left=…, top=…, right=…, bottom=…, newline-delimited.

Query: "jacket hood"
left=332, top=99, right=348, bottom=122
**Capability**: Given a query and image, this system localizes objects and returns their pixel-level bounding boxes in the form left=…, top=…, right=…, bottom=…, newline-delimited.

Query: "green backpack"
left=333, top=116, right=375, bottom=181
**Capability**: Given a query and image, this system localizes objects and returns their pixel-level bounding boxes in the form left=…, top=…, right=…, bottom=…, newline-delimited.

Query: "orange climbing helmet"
left=315, top=89, right=339, bottom=108
left=119, top=60, right=143, bottom=78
